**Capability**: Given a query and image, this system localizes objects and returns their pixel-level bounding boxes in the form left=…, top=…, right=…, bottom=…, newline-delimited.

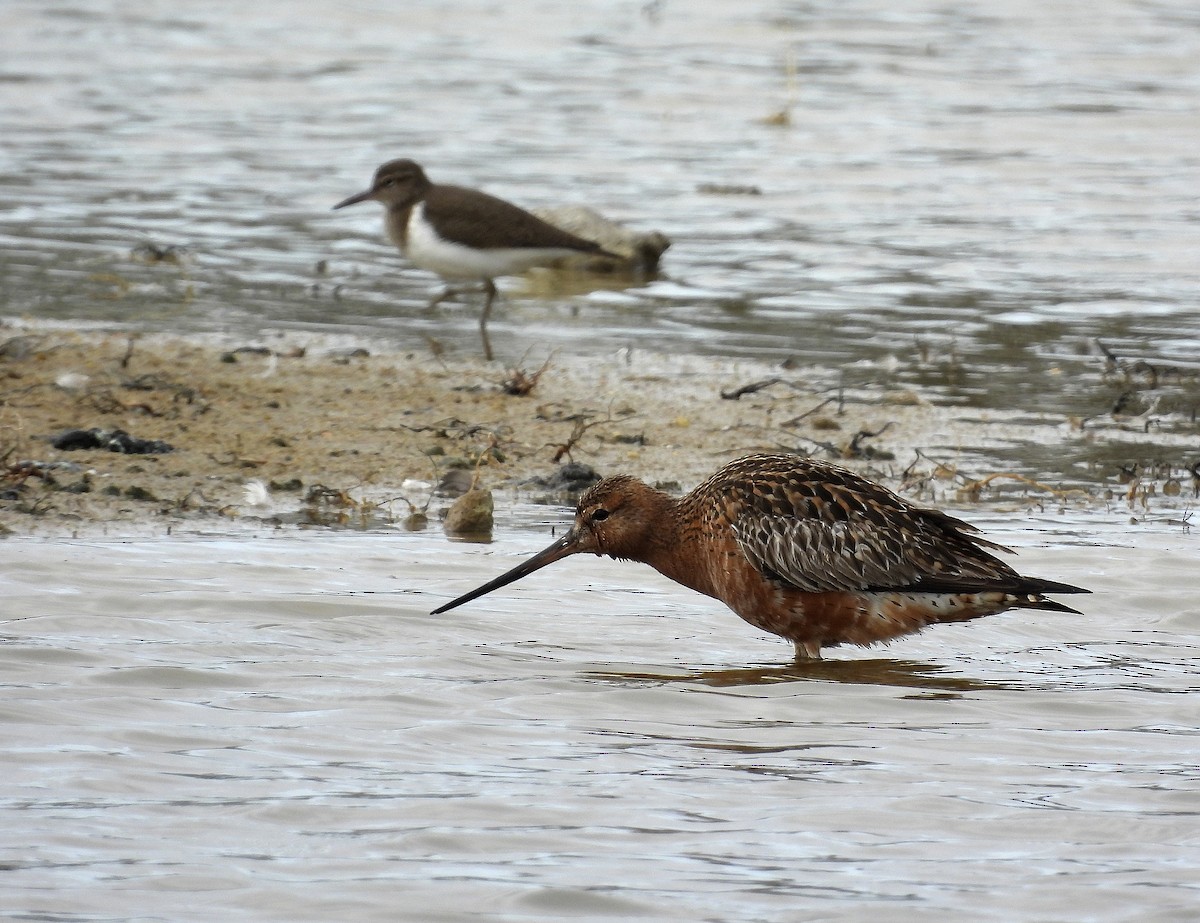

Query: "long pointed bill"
left=431, top=531, right=582, bottom=614
left=333, top=188, right=375, bottom=210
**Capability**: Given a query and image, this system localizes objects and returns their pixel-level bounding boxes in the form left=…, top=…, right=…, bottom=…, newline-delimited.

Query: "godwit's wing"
left=710, top=456, right=1022, bottom=595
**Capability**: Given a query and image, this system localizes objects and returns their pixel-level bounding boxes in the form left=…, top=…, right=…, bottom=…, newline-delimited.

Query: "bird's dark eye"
left=590, top=508, right=610, bottom=523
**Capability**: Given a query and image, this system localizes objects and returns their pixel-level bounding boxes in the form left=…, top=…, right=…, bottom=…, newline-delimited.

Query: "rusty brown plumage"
left=431, top=453, right=1089, bottom=660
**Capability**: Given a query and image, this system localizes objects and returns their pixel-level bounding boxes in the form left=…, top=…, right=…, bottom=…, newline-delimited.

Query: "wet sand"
left=1, top=322, right=1107, bottom=537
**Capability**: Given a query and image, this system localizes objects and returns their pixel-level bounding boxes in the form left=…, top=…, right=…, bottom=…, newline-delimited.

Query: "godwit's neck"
left=638, top=492, right=718, bottom=598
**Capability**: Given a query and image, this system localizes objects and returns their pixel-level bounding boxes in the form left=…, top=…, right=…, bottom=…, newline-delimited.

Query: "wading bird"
left=431, top=454, right=1089, bottom=660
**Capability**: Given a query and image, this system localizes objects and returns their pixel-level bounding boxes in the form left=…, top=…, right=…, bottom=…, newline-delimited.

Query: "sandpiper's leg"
left=794, top=640, right=822, bottom=660
left=429, top=282, right=494, bottom=307
left=428, top=286, right=463, bottom=310
left=479, top=279, right=498, bottom=361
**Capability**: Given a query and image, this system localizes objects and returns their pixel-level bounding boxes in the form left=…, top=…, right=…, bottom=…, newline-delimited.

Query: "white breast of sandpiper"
left=402, top=202, right=581, bottom=281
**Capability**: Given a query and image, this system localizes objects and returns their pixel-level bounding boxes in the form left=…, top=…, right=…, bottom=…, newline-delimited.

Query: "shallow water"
left=3, top=0, right=1200, bottom=421
left=2, top=518, right=1198, bottom=922
left=4, top=2, right=1200, bottom=919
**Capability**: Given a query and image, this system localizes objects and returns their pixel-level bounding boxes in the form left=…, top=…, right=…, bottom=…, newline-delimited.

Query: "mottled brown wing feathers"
left=705, top=455, right=1021, bottom=595
left=734, top=515, right=922, bottom=592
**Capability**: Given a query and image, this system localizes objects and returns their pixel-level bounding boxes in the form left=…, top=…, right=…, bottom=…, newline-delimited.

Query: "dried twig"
left=720, top=377, right=783, bottom=400
left=502, top=353, right=554, bottom=396
left=550, top=410, right=618, bottom=463
left=782, top=397, right=838, bottom=428
left=119, top=335, right=138, bottom=370
left=956, top=472, right=1088, bottom=502
left=844, top=422, right=895, bottom=458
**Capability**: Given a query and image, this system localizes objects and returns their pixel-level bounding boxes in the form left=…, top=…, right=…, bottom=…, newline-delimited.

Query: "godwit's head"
left=430, top=475, right=670, bottom=614
left=571, top=475, right=671, bottom=561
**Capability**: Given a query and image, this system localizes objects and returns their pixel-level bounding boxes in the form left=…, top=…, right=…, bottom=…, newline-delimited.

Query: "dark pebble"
left=51, top=428, right=174, bottom=455
left=437, top=468, right=475, bottom=497
left=532, top=462, right=601, bottom=493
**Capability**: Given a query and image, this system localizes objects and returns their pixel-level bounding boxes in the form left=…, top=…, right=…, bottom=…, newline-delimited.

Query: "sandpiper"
left=334, top=159, right=615, bottom=360
left=431, top=453, right=1089, bottom=660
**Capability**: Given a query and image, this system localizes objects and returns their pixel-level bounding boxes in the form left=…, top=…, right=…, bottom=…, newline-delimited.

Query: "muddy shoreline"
left=0, top=322, right=1186, bottom=538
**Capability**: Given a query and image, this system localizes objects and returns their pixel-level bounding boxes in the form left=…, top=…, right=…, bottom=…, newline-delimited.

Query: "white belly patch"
left=403, top=203, right=580, bottom=281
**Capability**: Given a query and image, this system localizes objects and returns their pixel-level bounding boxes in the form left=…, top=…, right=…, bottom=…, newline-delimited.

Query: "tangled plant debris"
left=1, top=326, right=1197, bottom=535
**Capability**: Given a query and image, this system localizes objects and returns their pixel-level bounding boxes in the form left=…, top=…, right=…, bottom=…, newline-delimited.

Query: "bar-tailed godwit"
left=431, top=453, right=1089, bottom=659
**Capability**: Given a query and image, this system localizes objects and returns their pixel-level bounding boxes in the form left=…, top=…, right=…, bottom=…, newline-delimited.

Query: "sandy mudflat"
left=1, top=322, right=1099, bottom=538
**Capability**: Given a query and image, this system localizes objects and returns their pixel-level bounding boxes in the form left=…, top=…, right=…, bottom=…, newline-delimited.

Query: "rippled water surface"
left=3, top=0, right=1200, bottom=417
left=3, top=1, right=1200, bottom=920
left=3, top=522, right=1198, bottom=922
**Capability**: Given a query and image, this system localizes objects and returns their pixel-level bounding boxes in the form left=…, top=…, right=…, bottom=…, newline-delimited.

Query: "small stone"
left=443, top=488, right=493, bottom=537
left=437, top=468, right=475, bottom=497
left=532, top=462, right=601, bottom=493
left=882, top=390, right=923, bottom=406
